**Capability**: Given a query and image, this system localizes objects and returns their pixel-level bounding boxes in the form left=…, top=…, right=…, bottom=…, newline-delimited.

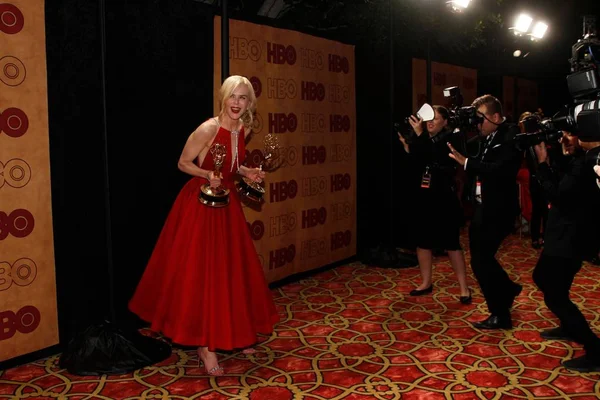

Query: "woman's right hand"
left=208, top=171, right=222, bottom=188
left=408, top=115, right=423, bottom=136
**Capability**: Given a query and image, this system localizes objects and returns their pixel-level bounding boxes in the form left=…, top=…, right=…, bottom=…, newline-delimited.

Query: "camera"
left=586, top=145, right=600, bottom=168
left=443, top=86, right=483, bottom=131
left=545, top=96, right=600, bottom=142
left=395, top=103, right=435, bottom=144
left=513, top=115, right=563, bottom=151
left=543, top=16, right=600, bottom=143
left=394, top=122, right=417, bottom=144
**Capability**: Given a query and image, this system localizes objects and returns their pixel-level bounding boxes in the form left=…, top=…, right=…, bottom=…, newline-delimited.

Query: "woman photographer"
left=398, top=106, right=471, bottom=303
left=518, top=111, right=549, bottom=249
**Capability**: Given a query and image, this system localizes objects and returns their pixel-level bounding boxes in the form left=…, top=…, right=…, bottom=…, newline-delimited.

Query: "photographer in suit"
left=531, top=133, right=600, bottom=372
left=447, top=94, right=523, bottom=329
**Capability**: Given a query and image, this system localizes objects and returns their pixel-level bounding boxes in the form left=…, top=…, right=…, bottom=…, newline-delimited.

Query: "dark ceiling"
left=198, top=0, right=600, bottom=80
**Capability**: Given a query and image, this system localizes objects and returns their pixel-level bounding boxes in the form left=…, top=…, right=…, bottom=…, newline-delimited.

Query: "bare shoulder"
left=192, top=118, right=219, bottom=142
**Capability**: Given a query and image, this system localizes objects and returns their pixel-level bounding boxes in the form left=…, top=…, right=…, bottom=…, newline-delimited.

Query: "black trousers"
left=469, top=206, right=521, bottom=317
left=532, top=254, right=600, bottom=360
left=529, top=179, right=548, bottom=243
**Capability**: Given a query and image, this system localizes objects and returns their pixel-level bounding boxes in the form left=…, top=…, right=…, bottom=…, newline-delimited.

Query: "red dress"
left=517, top=164, right=532, bottom=222
left=129, top=124, right=279, bottom=351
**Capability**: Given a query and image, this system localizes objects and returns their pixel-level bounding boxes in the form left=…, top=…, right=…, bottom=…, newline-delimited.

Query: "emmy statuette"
left=199, top=143, right=230, bottom=207
left=238, top=134, right=281, bottom=202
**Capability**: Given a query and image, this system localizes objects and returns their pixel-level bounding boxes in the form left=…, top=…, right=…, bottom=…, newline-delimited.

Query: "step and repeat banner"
left=0, top=0, right=58, bottom=362
left=502, top=76, right=539, bottom=121
left=214, top=18, right=357, bottom=283
left=412, top=58, right=477, bottom=111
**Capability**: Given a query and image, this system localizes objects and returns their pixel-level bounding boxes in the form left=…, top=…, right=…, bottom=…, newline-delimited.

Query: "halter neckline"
left=214, top=117, right=241, bottom=133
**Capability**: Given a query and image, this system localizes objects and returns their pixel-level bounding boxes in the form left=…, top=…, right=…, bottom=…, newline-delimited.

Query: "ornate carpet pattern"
left=2, top=233, right=600, bottom=399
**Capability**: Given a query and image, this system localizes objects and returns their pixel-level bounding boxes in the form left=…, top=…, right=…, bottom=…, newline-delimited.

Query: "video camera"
left=518, top=16, right=600, bottom=147
left=443, top=86, right=483, bottom=132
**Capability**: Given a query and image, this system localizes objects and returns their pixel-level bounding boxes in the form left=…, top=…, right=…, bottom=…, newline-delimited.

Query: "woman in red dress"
left=129, top=75, right=279, bottom=376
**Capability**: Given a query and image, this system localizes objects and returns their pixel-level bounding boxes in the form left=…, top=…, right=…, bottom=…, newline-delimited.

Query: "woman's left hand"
left=246, top=168, right=266, bottom=183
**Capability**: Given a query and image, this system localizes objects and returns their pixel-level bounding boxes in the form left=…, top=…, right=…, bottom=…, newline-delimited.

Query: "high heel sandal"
left=460, top=288, right=472, bottom=305
left=197, top=348, right=224, bottom=376
left=242, top=348, right=257, bottom=355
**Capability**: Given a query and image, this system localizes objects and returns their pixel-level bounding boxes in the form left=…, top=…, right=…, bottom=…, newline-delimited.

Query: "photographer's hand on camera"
left=408, top=115, right=424, bottom=136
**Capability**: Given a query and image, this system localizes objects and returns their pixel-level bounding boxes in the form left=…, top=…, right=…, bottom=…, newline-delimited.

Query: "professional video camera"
left=513, top=16, right=600, bottom=151
left=542, top=16, right=600, bottom=142
left=442, top=86, right=483, bottom=132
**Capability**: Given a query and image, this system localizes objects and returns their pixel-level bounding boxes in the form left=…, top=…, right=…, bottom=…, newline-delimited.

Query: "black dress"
left=408, top=130, right=463, bottom=250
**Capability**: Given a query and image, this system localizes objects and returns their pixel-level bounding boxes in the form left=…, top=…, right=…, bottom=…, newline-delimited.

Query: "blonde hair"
left=219, top=75, right=256, bottom=128
left=519, top=111, right=533, bottom=123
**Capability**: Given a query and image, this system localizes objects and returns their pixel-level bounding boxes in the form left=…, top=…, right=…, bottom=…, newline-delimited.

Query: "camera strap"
left=480, top=131, right=497, bottom=161
left=473, top=135, right=495, bottom=203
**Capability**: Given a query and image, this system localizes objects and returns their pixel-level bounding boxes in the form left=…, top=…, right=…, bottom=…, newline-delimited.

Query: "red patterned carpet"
left=2, top=232, right=600, bottom=399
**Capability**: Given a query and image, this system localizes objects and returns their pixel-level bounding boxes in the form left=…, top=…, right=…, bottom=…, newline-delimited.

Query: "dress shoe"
left=410, top=285, right=433, bottom=296
left=540, top=327, right=580, bottom=343
left=562, top=355, right=600, bottom=372
left=473, top=315, right=512, bottom=330
left=459, top=289, right=472, bottom=305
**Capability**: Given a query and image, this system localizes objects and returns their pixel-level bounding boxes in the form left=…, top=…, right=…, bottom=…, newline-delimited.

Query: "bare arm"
left=177, top=121, right=217, bottom=179
left=244, top=124, right=253, bottom=139
left=238, top=165, right=252, bottom=177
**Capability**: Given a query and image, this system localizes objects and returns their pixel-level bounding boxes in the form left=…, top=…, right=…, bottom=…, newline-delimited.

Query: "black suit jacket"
left=466, top=122, right=522, bottom=224
left=537, top=153, right=600, bottom=259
